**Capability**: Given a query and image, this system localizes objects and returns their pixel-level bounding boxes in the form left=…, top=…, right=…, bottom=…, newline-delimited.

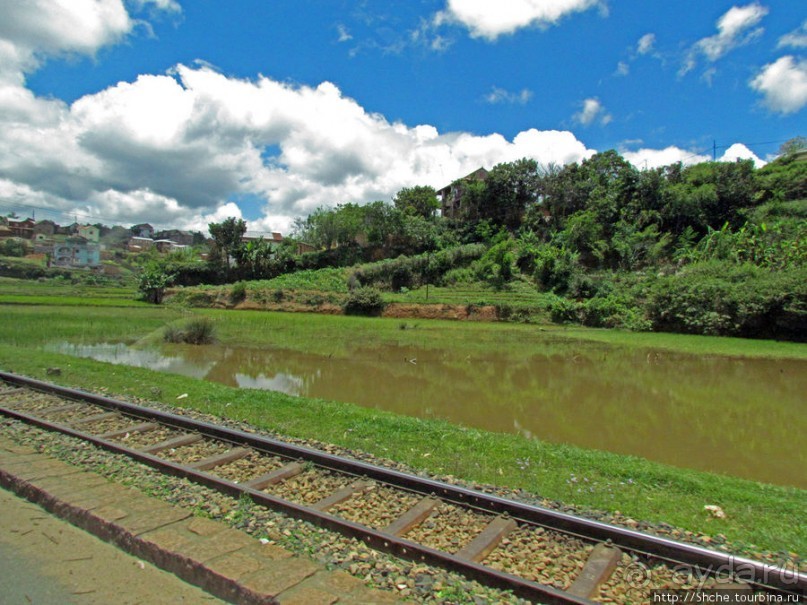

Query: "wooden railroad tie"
left=311, top=481, right=374, bottom=512
left=188, top=447, right=251, bottom=471
left=455, top=516, right=518, bottom=563
left=567, top=543, right=623, bottom=599
left=37, top=403, right=83, bottom=415
left=138, top=433, right=203, bottom=454
left=97, top=422, right=160, bottom=440
left=242, top=462, right=305, bottom=490
left=69, top=412, right=119, bottom=426
left=384, top=497, right=439, bottom=537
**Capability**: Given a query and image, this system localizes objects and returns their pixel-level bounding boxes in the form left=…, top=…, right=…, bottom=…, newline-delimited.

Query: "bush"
left=344, top=286, right=386, bottom=316
left=644, top=262, right=807, bottom=340
left=163, top=318, right=216, bottom=344
left=230, top=281, right=247, bottom=304
left=545, top=295, right=580, bottom=323
left=533, top=244, right=581, bottom=294
left=580, top=295, right=651, bottom=331
left=0, top=239, right=27, bottom=257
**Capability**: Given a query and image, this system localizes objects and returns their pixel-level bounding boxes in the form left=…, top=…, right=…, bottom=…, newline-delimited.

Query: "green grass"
left=246, top=267, right=350, bottom=293
left=0, top=276, right=137, bottom=299
left=0, top=299, right=805, bottom=559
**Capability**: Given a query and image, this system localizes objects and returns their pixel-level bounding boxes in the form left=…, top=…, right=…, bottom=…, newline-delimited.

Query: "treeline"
left=142, top=140, right=806, bottom=339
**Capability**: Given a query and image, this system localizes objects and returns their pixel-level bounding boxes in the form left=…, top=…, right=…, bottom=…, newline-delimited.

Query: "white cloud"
left=336, top=24, right=353, bottom=43
left=681, top=3, right=768, bottom=75
left=623, top=147, right=709, bottom=169
left=778, top=21, right=807, bottom=49
left=0, top=0, right=132, bottom=75
left=135, top=0, right=182, bottom=12
left=615, top=61, right=629, bottom=76
left=435, top=0, right=604, bottom=40
left=623, top=144, right=765, bottom=169
left=573, top=98, right=612, bottom=126
left=484, top=86, right=533, bottom=105
left=750, top=55, right=807, bottom=114
left=720, top=143, right=765, bottom=166
left=0, top=53, right=598, bottom=232
left=637, top=33, right=655, bottom=55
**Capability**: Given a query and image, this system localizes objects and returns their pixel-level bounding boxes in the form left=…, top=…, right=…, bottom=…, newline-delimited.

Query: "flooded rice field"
left=48, top=339, right=806, bottom=488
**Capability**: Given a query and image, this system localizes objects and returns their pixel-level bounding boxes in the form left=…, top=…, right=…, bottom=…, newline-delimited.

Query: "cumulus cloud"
left=0, top=0, right=133, bottom=73
left=750, top=56, right=807, bottom=114
left=637, top=33, right=655, bottom=55
left=622, top=144, right=764, bottom=169
left=484, top=86, right=533, bottom=105
left=681, top=3, right=768, bottom=75
left=336, top=24, right=353, bottom=43
left=434, top=0, right=604, bottom=40
left=0, top=54, right=597, bottom=232
left=573, top=98, right=612, bottom=126
left=720, top=143, right=765, bottom=165
left=778, top=21, right=807, bottom=49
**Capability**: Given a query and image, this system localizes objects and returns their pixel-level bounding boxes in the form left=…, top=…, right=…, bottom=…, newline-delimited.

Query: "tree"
left=778, top=136, right=806, bottom=157
left=479, top=158, right=541, bottom=231
left=138, top=262, right=175, bottom=304
left=208, top=217, right=247, bottom=270
left=393, top=186, right=439, bottom=219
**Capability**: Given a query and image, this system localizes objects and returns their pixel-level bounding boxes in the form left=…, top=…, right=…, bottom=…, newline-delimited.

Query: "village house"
left=33, top=220, right=57, bottom=238
left=436, top=167, right=489, bottom=220
left=154, top=229, right=195, bottom=246
left=77, top=224, right=100, bottom=243
left=7, top=217, right=35, bottom=239
left=127, top=236, right=155, bottom=253
left=131, top=223, right=155, bottom=238
left=153, top=239, right=188, bottom=253
left=52, top=236, right=100, bottom=268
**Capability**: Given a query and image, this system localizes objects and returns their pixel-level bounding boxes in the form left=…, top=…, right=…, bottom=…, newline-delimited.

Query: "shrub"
left=533, top=244, right=581, bottom=294
left=230, top=281, right=247, bottom=304
left=644, top=262, right=807, bottom=340
left=545, top=295, right=580, bottom=323
left=580, top=295, right=651, bottom=331
left=163, top=318, right=216, bottom=344
left=344, top=286, right=386, bottom=316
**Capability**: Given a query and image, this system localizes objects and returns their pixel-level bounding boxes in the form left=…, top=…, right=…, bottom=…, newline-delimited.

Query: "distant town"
left=0, top=216, right=285, bottom=270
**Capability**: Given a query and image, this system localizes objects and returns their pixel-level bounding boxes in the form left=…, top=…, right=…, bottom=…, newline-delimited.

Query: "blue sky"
left=0, top=1, right=805, bottom=233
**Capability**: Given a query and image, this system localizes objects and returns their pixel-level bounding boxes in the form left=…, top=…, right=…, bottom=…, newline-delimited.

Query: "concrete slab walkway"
left=0, top=436, right=402, bottom=605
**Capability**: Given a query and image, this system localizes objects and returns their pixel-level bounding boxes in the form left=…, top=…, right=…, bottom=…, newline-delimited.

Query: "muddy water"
left=49, top=341, right=806, bottom=488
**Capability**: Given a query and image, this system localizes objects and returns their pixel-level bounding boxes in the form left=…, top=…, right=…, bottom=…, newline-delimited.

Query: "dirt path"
left=0, top=487, right=225, bottom=604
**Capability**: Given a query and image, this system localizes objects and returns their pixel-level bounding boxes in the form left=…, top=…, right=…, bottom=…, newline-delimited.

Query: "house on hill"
left=52, top=236, right=100, bottom=268
left=127, top=236, right=154, bottom=253
left=33, top=220, right=57, bottom=238
left=154, top=229, right=194, bottom=246
left=436, top=167, right=489, bottom=220
left=7, top=217, right=35, bottom=239
left=77, top=224, right=100, bottom=243
left=131, top=223, right=154, bottom=238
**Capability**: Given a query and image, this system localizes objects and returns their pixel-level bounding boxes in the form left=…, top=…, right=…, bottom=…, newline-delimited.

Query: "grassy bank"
left=0, top=299, right=805, bottom=559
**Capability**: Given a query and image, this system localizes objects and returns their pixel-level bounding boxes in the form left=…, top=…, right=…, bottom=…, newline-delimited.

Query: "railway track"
left=0, top=370, right=804, bottom=605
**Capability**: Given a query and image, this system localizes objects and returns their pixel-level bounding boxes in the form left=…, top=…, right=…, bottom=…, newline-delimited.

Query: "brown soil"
left=382, top=303, right=498, bottom=321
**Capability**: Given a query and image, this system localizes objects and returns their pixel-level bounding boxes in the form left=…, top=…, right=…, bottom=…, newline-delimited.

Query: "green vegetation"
left=344, top=286, right=386, bottom=316
left=135, top=144, right=807, bottom=341
left=163, top=317, right=217, bottom=344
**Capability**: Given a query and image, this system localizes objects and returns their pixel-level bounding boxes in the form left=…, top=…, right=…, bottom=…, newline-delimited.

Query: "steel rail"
left=1, top=370, right=804, bottom=599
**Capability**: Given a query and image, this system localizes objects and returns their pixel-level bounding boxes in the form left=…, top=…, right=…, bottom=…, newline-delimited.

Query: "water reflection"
left=48, top=341, right=807, bottom=488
